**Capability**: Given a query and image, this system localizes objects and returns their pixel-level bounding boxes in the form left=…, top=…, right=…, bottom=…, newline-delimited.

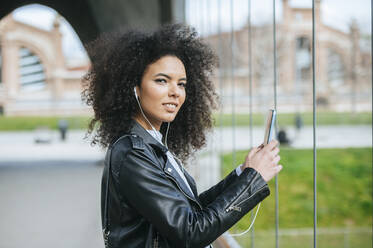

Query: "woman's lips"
left=163, top=103, right=177, bottom=112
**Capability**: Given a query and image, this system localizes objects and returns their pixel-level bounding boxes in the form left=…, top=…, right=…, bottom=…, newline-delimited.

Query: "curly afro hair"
left=82, top=23, right=219, bottom=161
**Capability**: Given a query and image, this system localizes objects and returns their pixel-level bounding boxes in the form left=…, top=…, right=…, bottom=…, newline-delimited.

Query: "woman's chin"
left=161, top=114, right=177, bottom=123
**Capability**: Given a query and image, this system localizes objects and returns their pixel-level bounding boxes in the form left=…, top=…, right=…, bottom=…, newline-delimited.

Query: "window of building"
left=327, top=48, right=345, bottom=87
left=295, top=36, right=311, bottom=82
left=19, top=47, right=46, bottom=91
left=295, top=13, right=303, bottom=21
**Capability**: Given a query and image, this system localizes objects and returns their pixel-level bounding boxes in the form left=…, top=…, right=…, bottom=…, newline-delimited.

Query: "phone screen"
left=264, top=109, right=276, bottom=145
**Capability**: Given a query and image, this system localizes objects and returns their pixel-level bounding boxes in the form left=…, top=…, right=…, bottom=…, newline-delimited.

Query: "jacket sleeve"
left=198, top=168, right=239, bottom=207
left=113, top=141, right=270, bottom=248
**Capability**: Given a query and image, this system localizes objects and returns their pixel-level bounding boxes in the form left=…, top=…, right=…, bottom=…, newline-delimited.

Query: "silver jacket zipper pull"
left=226, top=205, right=242, bottom=212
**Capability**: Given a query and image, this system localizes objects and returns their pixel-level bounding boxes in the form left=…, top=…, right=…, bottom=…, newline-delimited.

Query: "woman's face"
left=134, top=55, right=187, bottom=130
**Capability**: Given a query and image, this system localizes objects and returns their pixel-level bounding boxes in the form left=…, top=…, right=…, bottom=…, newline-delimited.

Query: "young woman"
left=82, top=24, right=282, bottom=248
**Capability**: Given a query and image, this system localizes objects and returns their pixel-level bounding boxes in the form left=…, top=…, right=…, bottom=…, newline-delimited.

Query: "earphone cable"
left=135, top=95, right=163, bottom=142
left=229, top=203, right=261, bottom=237
left=165, top=122, right=170, bottom=149
left=135, top=92, right=186, bottom=177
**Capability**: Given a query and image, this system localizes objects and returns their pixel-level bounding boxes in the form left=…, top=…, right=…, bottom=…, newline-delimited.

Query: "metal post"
left=312, top=1, right=318, bottom=248
left=230, top=0, right=236, bottom=168
left=371, top=0, right=373, bottom=157
left=218, top=0, right=223, bottom=143
left=273, top=0, right=279, bottom=247
left=248, top=0, right=255, bottom=247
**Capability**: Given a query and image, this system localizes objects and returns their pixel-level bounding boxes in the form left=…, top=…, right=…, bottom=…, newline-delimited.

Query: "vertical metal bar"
left=191, top=0, right=196, bottom=28
left=218, top=0, right=223, bottom=137
left=312, top=1, right=318, bottom=248
left=273, top=0, right=279, bottom=247
left=200, top=0, right=204, bottom=36
left=207, top=0, right=214, bottom=187
left=203, top=0, right=206, bottom=37
left=230, top=0, right=236, bottom=168
left=197, top=0, right=200, bottom=29
left=187, top=0, right=191, bottom=25
left=206, top=0, right=211, bottom=36
left=248, top=0, right=253, bottom=157
left=370, top=0, right=373, bottom=151
left=248, top=0, right=255, bottom=247
left=195, top=0, right=199, bottom=29
left=184, top=0, right=188, bottom=24
left=217, top=0, right=224, bottom=188
left=351, top=32, right=357, bottom=114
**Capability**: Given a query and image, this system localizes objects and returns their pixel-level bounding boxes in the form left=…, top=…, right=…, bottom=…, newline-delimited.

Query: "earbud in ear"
left=134, top=87, right=138, bottom=99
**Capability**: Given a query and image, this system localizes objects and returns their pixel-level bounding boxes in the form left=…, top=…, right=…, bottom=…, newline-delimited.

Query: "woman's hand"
left=241, top=140, right=282, bottom=182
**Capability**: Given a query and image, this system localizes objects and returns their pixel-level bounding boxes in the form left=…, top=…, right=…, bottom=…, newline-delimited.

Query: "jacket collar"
left=129, top=119, right=201, bottom=205
left=129, top=119, right=168, bottom=154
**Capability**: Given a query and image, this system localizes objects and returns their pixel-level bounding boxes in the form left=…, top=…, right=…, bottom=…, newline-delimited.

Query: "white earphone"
left=132, top=87, right=183, bottom=172
left=133, top=85, right=173, bottom=150
left=134, top=87, right=138, bottom=99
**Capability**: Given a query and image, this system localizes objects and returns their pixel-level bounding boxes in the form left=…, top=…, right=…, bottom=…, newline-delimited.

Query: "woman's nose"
left=168, top=82, right=181, bottom=97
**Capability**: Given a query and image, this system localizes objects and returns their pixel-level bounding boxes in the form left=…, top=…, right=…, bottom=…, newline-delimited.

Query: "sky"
left=11, top=0, right=371, bottom=61
left=187, top=0, right=371, bottom=35
left=13, top=4, right=88, bottom=63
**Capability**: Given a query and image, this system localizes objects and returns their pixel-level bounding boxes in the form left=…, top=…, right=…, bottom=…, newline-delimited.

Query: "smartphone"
left=264, top=109, right=276, bottom=145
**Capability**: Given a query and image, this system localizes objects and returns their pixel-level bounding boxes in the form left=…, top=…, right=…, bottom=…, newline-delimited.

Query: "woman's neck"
left=133, top=114, right=161, bottom=131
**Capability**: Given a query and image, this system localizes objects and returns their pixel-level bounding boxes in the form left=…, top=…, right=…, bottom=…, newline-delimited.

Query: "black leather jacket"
left=101, top=120, right=270, bottom=248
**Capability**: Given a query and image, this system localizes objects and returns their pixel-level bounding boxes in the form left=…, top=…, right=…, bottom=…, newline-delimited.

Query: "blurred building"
left=208, top=0, right=371, bottom=112
left=0, top=14, right=90, bottom=116
left=0, top=0, right=370, bottom=116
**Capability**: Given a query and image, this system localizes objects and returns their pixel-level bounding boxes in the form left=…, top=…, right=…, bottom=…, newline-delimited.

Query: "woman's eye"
left=155, top=78, right=167, bottom=83
left=179, top=82, right=187, bottom=88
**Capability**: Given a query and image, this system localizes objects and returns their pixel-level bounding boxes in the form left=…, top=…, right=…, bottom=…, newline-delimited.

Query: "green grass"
left=222, top=147, right=372, bottom=230
left=233, top=228, right=372, bottom=248
left=0, top=112, right=370, bottom=130
left=213, top=112, right=372, bottom=127
left=222, top=147, right=372, bottom=247
left=0, top=116, right=91, bottom=131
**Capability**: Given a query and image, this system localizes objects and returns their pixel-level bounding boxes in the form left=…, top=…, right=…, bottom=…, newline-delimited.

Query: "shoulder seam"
left=111, top=134, right=144, bottom=151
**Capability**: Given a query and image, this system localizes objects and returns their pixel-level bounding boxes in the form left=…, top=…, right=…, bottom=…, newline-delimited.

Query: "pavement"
left=0, top=160, right=103, bottom=248
left=0, top=130, right=105, bottom=162
left=0, top=125, right=370, bottom=162
left=213, top=125, right=372, bottom=152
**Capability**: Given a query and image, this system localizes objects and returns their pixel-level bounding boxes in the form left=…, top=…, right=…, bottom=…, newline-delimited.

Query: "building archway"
left=0, top=6, right=90, bottom=115
left=0, top=0, right=184, bottom=51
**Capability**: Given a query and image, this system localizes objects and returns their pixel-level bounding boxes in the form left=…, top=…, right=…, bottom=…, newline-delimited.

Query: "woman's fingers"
left=249, top=147, right=259, bottom=156
left=243, top=147, right=260, bottom=169
left=274, top=165, right=283, bottom=174
left=273, top=155, right=281, bottom=165
left=264, top=139, right=278, bottom=152
left=259, top=145, right=279, bottom=161
left=270, top=147, right=280, bottom=158
left=246, top=147, right=258, bottom=162
left=248, top=140, right=283, bottom=182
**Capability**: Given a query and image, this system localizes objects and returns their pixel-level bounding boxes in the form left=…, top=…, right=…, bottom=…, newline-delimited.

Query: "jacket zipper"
left=153, top=231, right=159, bottom=248
left=103, top=228, right=110, bottom=248
left=226, top=184, right=268, bottom=213
left=225, top=174, right=267, bottom=213
left=165, top=173, right=203, bottom=210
